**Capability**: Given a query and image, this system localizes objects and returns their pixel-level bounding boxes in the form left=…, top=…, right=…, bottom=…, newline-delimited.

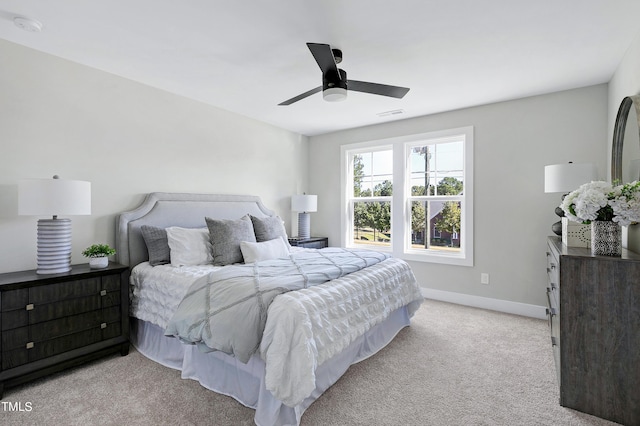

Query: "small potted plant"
left=82, top=243, right=116, bottom=269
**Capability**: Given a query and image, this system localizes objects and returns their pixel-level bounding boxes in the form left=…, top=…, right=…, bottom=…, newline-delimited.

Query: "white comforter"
left=261, top=257, right=422, bottom=406
left=130, top=253, right=423, bottom=408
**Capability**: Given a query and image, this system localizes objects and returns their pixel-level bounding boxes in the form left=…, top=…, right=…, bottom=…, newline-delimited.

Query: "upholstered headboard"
left=115, top=193, right=276, bottom=267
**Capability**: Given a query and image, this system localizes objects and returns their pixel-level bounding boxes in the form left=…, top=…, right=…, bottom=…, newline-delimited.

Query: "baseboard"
left=420, top=288, right=547, bottom=319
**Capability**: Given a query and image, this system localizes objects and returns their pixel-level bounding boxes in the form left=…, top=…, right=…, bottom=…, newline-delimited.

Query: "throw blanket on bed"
left=164, top=248, right=389, bottom=363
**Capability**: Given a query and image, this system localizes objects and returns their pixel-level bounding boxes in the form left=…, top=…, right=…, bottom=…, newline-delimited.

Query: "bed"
left=116, top=192, right=423, bottom=426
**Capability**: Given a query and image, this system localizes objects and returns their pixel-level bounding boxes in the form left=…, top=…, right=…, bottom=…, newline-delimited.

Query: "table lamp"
left=19, top=175, right=91, bottom=274
left=544, top=162, right=597, bottom=235
left=291, top=194, right=317, bottom=240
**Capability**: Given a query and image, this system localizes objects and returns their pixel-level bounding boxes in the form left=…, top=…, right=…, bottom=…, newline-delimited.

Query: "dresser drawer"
left=546, top=247, right=559, bottom=291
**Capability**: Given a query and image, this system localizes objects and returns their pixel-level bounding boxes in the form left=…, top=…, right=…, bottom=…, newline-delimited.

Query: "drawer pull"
left=101, top=323, right=107, bottom=329
left=100, top=290, right=107, bottom=296
left=26, top=342, right=34, bottom=349
left=25, top=303, right=34, bottom=311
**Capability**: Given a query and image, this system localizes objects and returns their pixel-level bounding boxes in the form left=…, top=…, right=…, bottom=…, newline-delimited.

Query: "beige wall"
left=608, top=30, right=640, bottom=252
left=0, top=39, right=309, bottom=273
left=309, top=85, right=608, bottom=306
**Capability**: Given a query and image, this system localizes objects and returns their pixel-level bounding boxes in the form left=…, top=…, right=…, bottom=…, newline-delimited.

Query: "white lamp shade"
left=19, top=178, right=91, bottom=216
left=544, top=163, right=597, bottom=193
left=291, top=194, right=317, bottom=212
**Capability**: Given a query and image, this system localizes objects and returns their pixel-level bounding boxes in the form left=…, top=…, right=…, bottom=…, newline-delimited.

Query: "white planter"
left=561, top=217, right=591, bottom=248
left=89, top=256, right=109, bottom=269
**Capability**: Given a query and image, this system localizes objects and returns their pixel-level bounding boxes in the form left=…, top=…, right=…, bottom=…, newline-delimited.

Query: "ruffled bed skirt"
left=130, top=306, right=411, bottom=426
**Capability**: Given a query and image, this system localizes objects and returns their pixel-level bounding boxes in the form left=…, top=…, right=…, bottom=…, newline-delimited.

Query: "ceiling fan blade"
left=278, top=86, right=322, bottom=106
left=348, top=80, right=410, bottom=99
left=306, top=43, right=340, bottom=80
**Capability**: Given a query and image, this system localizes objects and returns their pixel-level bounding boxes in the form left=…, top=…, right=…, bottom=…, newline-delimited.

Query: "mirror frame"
left=612, top=95, right=640, bottom=183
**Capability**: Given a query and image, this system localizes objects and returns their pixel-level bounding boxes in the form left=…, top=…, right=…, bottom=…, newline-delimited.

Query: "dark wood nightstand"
left=0, top=262, right=130, bottom=398
left=288, top=237, right=329, bottom=249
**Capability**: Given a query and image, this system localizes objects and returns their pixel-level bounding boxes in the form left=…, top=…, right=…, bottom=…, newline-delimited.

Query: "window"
left=341, top=127, right=473, bottom=266
left=347, top=146, right=393, bottom=248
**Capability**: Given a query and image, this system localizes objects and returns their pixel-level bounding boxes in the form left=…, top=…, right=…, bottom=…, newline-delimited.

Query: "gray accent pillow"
left=250, top=215, right=291, bottom=248
left=140, top=225, right=170, bottom=266
left=206, top=215, right=257, bottom=265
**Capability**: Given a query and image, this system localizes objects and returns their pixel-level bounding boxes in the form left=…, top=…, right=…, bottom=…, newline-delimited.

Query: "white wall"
left=0, top=39, right=309, bottom=273
left=608, top=30, right=640, bottom=253
left=309, top=85, right=608, bottom=306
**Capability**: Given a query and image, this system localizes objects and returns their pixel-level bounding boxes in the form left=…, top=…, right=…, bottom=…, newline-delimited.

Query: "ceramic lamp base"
left=36, top=218, right=72, bottom=274
left=298, top=212, right=310, bottom=239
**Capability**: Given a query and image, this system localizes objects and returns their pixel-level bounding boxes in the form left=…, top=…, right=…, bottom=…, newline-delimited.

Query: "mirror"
left=612, top=95, right=640, bottom=184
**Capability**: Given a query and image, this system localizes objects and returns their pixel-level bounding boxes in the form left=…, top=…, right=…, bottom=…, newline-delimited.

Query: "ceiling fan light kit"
left=279, top=42, right=409, bottom=106
left=323, top=88, right=347, bottom=102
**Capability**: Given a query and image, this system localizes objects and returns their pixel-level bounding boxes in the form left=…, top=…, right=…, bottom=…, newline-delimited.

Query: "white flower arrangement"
left=560, top=180, right=640, bottom=226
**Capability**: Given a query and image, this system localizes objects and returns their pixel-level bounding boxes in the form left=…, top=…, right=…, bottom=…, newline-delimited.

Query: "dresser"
left=0, top=263, right=129, bottom=398
left=288, top=237, right=329, bottom=249
left=545, top=236, right=640, bottom=425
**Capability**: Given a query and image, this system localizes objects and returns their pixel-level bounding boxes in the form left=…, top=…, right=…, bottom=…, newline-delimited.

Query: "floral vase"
left=590, top=221, right=622, bottom=256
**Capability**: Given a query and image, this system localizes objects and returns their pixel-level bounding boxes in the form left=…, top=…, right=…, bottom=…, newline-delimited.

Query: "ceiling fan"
left=278, top=43, right=410, bottom=106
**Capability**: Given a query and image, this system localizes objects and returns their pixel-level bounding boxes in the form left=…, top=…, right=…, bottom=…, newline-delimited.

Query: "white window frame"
left=341, top=126, right=473, bottom=266
left=342, top=144, right=394, bottom=252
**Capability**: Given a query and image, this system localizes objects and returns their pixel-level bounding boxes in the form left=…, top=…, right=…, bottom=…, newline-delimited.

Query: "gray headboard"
left=115, top=192, right=276, bottom=267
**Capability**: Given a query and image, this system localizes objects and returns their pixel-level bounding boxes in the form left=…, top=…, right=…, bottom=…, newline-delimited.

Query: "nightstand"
left=0, top=263, right=129, bottom=398
left=288, top=237, right=329, bottom=249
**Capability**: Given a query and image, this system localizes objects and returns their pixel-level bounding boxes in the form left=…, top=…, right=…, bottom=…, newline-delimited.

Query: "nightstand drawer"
left=2, top=327, right=104, bottom=370
left=300, top=240, right=327, bottom=249
left=2, top=310, right=104, bottom=350
left=2, top=294, right=103, bottom=330
left=30, top=278, right=101, bottom=304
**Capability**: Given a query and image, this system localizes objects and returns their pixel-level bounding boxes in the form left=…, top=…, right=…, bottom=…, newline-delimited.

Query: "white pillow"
left=240, top=237, right=290, bottom=263
left=165, top=227, right=213, bottom=266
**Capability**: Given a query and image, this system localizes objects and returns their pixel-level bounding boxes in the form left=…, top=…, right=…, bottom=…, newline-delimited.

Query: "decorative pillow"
left=240, top=238, right=290, bottom=264
left=206, top=215, right=256, bottom=265
left=140, top=225, right=170, bottom=266
left=250, top=215, right=291, bottom=248
left=165, top=227, right=213, bottom=267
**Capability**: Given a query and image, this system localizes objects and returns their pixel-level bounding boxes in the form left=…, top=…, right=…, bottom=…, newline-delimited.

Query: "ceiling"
left=1, top=1, right=639, bottom=137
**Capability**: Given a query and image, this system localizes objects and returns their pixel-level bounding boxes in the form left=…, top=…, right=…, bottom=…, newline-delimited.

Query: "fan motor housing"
left=323, top=69, right=348, bottom=102
left=323, top=69, right=347, bottom=90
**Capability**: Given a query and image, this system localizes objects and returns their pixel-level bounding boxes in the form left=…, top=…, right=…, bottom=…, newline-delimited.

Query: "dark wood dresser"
left=288, top=237, right=329, bottom=249
left=0, top=263, right=129, bottom=398
left=545, top=236, right=640, bottom=425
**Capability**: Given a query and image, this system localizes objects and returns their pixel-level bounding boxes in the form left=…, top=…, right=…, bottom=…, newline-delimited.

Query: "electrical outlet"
left=481, top=273, right=490, bottom=285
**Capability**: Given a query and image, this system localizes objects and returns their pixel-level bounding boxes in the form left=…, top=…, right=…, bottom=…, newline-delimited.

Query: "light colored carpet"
left=1, top=299, right=619, bottom=425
